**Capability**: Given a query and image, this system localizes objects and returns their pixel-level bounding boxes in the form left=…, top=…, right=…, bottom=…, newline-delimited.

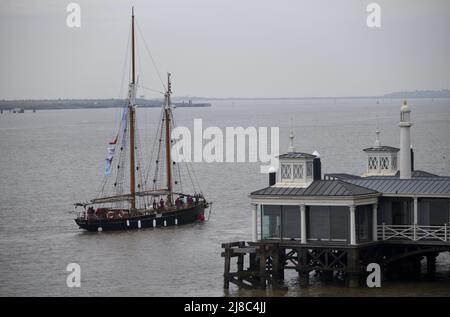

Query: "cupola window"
left=368, top=157, right=378, bottom=170
left=293, top=164, right=303, bottom=179
left=380, top=157, right=389, bottom=170
left=306, top=161, right=313, bottom=177
left=281, top=164, right=292, bottom=180
left=392, top=157, right=397, bottom=170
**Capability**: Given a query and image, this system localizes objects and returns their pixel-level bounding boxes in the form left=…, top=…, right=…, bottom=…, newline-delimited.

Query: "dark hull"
left=75, top=203, right=206, bottom=232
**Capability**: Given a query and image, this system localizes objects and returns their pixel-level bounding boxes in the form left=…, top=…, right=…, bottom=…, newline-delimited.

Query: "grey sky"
left=1, top=0, right=449, bottom=99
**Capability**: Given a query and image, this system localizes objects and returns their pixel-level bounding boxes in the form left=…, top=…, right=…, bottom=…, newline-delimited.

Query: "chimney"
left=399, top=100, right=412, bottom=179
left=268, top=166, right=276, bottom=186
left=312, top=150, right=321, bottom=181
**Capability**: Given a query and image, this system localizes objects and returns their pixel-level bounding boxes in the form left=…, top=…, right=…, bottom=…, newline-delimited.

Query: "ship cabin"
left=249, top=102, right=450, bottom=247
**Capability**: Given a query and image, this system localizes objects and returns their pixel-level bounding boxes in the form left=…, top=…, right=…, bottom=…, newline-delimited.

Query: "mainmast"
left=164, top=73, right=173, bottom=205
left=129, top=7, right=137, bottom=210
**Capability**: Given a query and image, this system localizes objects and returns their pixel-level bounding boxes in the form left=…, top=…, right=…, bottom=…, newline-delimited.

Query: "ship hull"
left=75, top=203, right=206, bottom=232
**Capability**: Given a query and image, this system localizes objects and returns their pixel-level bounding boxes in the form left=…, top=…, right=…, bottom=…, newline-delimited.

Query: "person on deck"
left=175, top=197, right=181, bottom=208
left=159, top=198, right=165, bottom=210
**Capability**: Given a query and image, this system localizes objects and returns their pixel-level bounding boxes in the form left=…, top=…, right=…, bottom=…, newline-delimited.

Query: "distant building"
left=10, top=108, right=24, bottom=113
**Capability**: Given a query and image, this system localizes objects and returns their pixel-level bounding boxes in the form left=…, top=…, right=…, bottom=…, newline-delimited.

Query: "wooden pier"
left=222, top=240, right=450, bottom=290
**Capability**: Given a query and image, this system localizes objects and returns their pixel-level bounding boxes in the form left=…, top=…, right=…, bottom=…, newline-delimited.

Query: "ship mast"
left=164, top=73, right=173, bottom=205
left=129, top=7, right=137, bottom=210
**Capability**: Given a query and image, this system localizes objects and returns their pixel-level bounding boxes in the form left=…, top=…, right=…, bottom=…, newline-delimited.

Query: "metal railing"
left=378, top=223, right=449, bottom=242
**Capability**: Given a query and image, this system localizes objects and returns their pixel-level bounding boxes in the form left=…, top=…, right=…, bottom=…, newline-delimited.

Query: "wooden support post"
left=271, top=244, right=280, bottom=289
left=322, top=271, right=334, bottom=284
left=426, top=254, right=436, bottom=280
left=412, top=256, right=422, bottom=279
left=298, top=248, right=309, bottom=288
left=259, top=246, right=267, bottom=289
left=299, top=271, right=309, bottom=288
left=237, top=254, right=244, bottom=284
left=347, top=248, right=360, bottom=288
left=223, top=248, right=231, bottom=289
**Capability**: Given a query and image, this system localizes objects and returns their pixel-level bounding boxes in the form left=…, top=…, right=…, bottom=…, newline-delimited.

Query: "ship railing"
left=76, top=211, right=87, bottom=220
left=378, top=223, right=449, bottom=242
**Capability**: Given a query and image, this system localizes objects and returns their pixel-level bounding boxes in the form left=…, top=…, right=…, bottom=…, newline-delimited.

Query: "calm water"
left=0, top=98, right=449, bottom=296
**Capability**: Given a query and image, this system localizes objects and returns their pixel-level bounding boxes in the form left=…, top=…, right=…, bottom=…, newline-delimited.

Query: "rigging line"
left=119, top=21, right=132, bottom=100
left=135, top=18, right=167, bottom=91
left=138, top=84, right=165, bottom=95
left=172, top=114, right=203, bottom=193
left=144, top=107, right=164, bottom=187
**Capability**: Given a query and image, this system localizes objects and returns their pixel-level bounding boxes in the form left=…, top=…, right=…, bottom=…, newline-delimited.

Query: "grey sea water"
left=0, top=98, right=449, bottom=296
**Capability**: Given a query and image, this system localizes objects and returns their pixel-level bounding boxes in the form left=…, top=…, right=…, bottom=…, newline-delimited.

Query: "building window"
left=306, top=161, right=313, bottom=177
left=293, top=164, right=303, bottom=179
left=307, top=206, right=348, bottom=241
left=391, top=157, right=397, bottom=170
left=368, top=157, right=378, bottom=170
left=281, top=164, right=291, bottom=180
left=262, top=205, right=281, bottom=239
left=281, top=206, right=301, bottom=239
left=356, top=205, right=372, bottom=242
left=380, top=157, right=389, bottom=170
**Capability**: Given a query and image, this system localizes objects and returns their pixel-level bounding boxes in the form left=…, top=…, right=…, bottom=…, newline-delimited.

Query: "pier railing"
left=378, top=224, right=449, bottom=242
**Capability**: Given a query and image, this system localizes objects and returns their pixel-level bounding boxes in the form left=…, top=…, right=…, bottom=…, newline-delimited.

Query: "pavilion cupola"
left=362, top=128, right=399, bottom=177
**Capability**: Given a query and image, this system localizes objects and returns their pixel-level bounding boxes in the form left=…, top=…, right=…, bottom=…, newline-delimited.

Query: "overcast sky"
left=1, top=0, right=449, bottom=99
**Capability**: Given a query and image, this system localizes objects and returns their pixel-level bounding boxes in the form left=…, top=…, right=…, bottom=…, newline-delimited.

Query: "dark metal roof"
left=344, top=178, right=450, bottom=196
left=278, top=152, right=316, bottom=159
left=324, top=173, right=362, bottom=180
left=250, top=180, right=378, bottom=197
left=394, top=170, right=440, bottom=178
left=363, top=146, right=400, bottom=152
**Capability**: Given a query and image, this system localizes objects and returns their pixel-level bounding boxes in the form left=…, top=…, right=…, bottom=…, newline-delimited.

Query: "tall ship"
left=74, top=9, right=208, bottom=232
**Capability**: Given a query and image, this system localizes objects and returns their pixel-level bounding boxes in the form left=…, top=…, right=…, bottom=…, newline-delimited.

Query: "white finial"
left=288, top=117, right=295, bottom=152
left=374, top=127, right=381, bottom=148
left=312, top=150, right=320, bottom=158
left=288, top=129, right=295, bottom=152
left=401, top=99, right=410, bottom=113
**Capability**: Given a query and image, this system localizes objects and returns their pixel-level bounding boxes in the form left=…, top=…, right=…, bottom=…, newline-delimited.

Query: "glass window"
left=306, top=161, right=313, bottom=177
left=262, top=205, right=281, bottom=239
left=330, top=206, right=348, bottom=241
left=368, top=157, right=378, bottom=170
left=356, top=205, right=372, bottom=242
left=282, top=206, right=300, bottom=239
left=308, top=206, right=348, bottom=241
left=429, top=199, right=449, bottom=225
left=281, top=164, right=291, bottom=180
left=380, top=157, right=389, bottom=170
left=391, top=157, right=397, bottom=170
left=293, top=164, right=303, bottom=179
left=307, top=206, right=330, bottom=240
left=392, top=200, right=412, bottom=225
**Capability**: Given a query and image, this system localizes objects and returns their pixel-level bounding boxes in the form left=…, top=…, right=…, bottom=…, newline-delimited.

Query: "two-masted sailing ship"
left=74, top=9, right=208, bottom=232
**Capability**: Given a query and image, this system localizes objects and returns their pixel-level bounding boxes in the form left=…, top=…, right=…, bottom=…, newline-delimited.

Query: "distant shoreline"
left=1, top=89, right=449, bottom=111
left=0, top=99, right=212, bottom=111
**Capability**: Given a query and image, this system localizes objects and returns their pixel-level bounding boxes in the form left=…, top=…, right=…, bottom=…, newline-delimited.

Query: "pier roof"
left=277, top=152, right=317, bottom=159
left=344, top=178, right=450, bottom=196
left=250, top=180, right=378, bottom=197
left=363, top=146, right=400, bottom=152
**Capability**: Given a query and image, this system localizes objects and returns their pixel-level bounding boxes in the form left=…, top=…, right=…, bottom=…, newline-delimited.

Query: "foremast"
left=164, top=73, right=173, bottom=205
left=128, top=7, right=137, bottom=210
